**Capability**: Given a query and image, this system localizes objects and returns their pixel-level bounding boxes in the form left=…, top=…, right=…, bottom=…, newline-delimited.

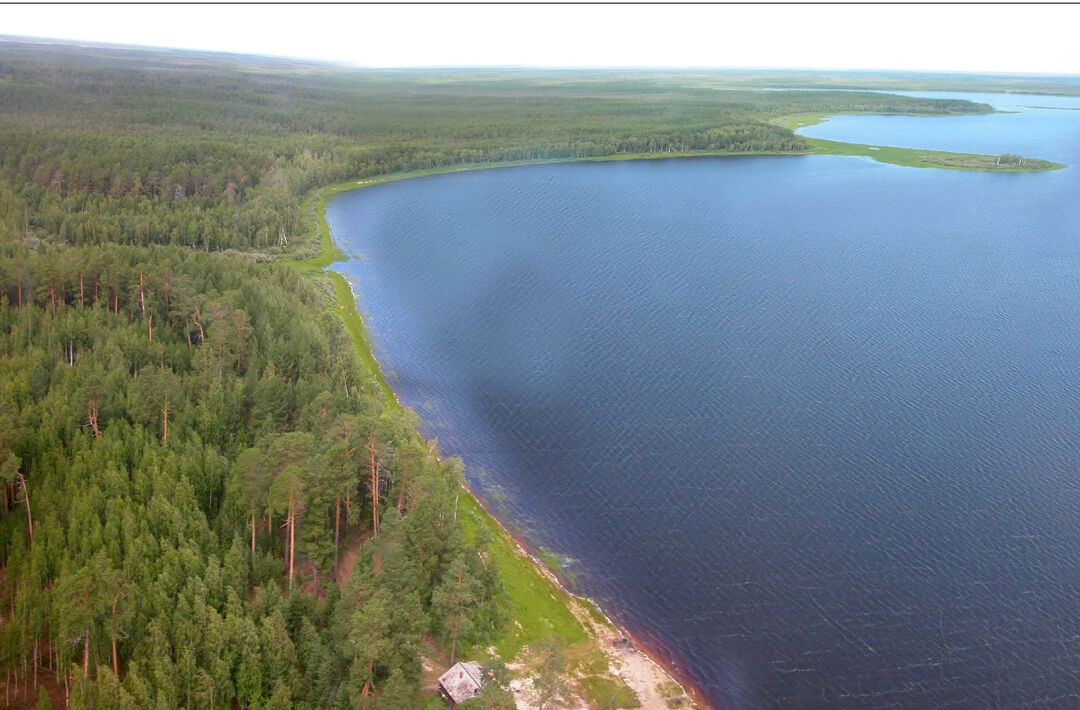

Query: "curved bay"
left=329, top=96, right=1080, bottom=709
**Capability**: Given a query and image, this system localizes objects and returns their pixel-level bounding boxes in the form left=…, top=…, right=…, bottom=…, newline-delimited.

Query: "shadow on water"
left=328, top=95, right=1080, bottom=708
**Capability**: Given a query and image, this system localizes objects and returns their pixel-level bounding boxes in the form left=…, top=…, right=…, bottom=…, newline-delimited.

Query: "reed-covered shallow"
left=328, top=92, right=1080, bottom=708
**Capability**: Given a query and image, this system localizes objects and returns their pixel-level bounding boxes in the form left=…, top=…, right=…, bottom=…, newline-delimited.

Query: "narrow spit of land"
left=777, top=113, right=1066, bottom=171
left=281, top=121, right=1063, bottom=233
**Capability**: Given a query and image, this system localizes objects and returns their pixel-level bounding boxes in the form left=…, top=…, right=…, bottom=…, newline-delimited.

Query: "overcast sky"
left=3, top=4, right=1078, bottom=75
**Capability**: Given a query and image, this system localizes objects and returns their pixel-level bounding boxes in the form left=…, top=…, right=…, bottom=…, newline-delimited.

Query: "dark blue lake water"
left=328, top=92, right=1080, bottom=709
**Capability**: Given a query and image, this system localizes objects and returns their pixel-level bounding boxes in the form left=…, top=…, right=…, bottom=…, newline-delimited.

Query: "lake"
left=327, top=91, right=1080, bottom=708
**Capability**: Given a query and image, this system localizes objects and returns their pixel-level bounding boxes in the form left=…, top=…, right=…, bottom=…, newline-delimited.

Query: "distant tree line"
left=0, top=41, right=992, bottom=256
left=996, top=153, right=1028, bottom=166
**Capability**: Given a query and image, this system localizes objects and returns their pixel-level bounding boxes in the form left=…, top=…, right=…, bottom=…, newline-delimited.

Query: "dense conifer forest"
left=0, top=40, right=990, bottom=254
left=0, top=38, right=1004, bottom=708
left=0, top=243, right=508, bottom=709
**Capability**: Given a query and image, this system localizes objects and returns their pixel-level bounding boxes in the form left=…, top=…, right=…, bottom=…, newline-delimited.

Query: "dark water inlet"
left=328, top=92, right=1080, bottom=708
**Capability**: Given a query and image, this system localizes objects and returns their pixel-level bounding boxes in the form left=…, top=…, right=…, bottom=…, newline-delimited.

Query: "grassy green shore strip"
left=779, top=113, right=1066, bottom=172
left=287, top=239, right=593, bottom=658
left=286, top=180, right=701, bottom=710
left=809, top=137, right=1064, bottom=171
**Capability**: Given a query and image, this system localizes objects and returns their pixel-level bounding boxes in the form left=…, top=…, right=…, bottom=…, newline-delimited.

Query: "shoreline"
left=286, top=108, right=1059, bottom=708
left=288, top=182, right=713, bottom=709
left=282, top=109, right=1063, bottom=247
left=779, top=112, right=1066, bottom=171
left=462, top=479, right=717, bottom=710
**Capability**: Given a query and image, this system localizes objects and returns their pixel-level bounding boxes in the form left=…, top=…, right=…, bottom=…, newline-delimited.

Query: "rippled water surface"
left=328, top=93, right=1080, bottom=708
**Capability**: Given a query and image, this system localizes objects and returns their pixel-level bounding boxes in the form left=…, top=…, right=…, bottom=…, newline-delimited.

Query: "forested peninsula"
left=0, top=38, right=1065, bottom=709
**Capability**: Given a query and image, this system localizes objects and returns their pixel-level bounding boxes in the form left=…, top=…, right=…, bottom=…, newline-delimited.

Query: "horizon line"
left=2, top=34, right=1079, bottom=79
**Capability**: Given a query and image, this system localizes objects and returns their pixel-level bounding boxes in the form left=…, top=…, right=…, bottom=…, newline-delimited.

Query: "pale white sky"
left=3, top=4, right=1078, bottom=75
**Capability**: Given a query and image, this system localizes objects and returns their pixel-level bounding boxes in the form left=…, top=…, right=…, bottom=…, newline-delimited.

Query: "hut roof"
left=438, top=661, right=484, bottom=704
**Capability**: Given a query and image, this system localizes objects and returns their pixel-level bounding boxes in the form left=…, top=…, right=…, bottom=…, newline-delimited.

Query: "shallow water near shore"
left=328, top=92, right=1080, bottom=708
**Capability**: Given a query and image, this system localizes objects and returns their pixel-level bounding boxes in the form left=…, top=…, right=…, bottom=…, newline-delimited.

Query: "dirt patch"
left=336, top=527, right=372, bottom=586
left=421, top=637, right=451, bottom=694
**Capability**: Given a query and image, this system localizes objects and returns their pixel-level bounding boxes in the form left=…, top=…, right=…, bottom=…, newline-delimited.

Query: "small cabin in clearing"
left=438, top=661, right=484, bottom=707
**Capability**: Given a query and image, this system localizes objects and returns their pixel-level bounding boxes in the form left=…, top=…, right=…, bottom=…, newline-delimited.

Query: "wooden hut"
left=438, top=661, right=484, bottom=708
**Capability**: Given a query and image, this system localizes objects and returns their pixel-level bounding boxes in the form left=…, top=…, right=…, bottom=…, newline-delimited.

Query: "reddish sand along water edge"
left=465, top=482, right=718, bottom=710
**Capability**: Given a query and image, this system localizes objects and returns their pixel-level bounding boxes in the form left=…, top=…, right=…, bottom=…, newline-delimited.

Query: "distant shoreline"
left=286, top=120, right=1063, bottom=241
